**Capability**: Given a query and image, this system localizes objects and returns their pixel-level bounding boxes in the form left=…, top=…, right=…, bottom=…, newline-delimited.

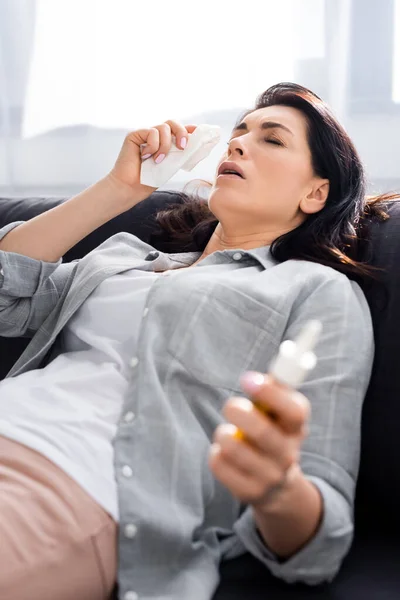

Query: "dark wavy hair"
left=151, top=82, right=398, bottom=284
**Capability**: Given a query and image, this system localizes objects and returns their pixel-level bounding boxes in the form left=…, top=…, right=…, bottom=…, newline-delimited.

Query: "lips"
left=217, top=161, right=245, bottom=179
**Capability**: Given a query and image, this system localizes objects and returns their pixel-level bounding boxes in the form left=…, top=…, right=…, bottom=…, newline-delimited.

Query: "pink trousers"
left=0, top=436, right=118, bottom=600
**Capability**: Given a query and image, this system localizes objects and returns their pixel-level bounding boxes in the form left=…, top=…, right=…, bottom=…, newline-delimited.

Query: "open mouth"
left=218, top=169, right=244, bottom=178
left=217, top=161, right=246, bottom=179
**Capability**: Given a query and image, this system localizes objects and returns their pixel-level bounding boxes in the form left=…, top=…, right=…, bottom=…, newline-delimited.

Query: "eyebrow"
left=232, top=120, right=293, bottom=136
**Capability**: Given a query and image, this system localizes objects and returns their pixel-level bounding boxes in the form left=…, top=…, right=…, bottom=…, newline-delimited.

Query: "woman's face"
left=208, top=105, right=329, bottom=238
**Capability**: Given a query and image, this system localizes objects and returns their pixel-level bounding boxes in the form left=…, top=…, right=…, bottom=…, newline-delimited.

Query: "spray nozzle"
left=269, top=320, right=322, bottom=389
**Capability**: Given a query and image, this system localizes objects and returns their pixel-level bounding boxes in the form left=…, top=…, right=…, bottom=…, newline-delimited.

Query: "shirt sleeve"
left=234, top=476, right=353, bottom=585
left=233, top=272, right=374, bottom=584
left=0, top=222, right=77, bottom=337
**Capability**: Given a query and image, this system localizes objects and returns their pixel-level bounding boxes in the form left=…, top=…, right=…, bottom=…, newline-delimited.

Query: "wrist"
left=106, top=169, right=156, bottom=212
left=252, top=466, right=323, bottom=559
left=102, top=173, right=140, bottom=212
left=253, top=463, right=304, bottom=517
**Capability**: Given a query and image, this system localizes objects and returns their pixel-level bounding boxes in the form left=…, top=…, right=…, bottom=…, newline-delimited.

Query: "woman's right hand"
left=108, top=120, right=197, bottom=207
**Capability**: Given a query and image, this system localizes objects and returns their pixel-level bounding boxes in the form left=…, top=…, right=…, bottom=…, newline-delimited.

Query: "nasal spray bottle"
left=235, top=320, right=322, bottom=440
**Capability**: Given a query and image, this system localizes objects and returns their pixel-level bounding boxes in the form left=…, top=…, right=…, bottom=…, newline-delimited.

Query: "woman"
left=0, top=83, right=385, bottom=600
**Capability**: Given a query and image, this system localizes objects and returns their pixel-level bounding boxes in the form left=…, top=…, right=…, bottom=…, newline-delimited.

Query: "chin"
left=207, top=186, right=241, bottom=215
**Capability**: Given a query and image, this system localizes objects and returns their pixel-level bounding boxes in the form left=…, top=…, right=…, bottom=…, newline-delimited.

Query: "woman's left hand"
left=208, top=372, right=310, bottom=508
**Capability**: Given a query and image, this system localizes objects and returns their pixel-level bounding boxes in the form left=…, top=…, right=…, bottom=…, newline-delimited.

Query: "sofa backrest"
left=353, top=201, right=400, bottom=533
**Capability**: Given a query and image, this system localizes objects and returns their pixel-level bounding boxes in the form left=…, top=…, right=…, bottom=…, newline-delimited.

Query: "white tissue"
left=140, top=124, right=221, bottom=188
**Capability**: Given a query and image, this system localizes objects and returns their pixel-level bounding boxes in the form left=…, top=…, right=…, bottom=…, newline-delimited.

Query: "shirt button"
left=143, top=307, right=149, bottom=317
left=124, top=523, right=138, bottom=539
left=0, top=267, right=3, bottom=276
left=124, top=592, right=139, bottom=600
left=122, top=465, right=133, bottom=478
left=232, top=252, right=243, bottom=261
left=129, top=357, right=139, bottom=368
left=123, top=411, right=135, bottom=423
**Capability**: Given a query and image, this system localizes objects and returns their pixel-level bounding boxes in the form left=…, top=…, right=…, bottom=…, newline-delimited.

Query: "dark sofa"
left=0, top=190, right=399, bottom=599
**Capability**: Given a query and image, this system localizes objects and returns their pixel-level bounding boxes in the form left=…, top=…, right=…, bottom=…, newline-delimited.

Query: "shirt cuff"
left=0, top=222, right=62, bottom=297
left=233, top=476, right=354, bottom=585
left=0, top=222, right=22, bottom=279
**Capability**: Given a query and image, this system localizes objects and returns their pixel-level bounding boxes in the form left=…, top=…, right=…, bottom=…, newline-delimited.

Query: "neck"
left=200, top=223, right=282, bottom=260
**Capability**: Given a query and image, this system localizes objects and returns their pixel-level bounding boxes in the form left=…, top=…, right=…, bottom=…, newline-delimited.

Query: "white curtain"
left=0, top=0, right=399, bottom=195
left=23, top=0, right=300, bottom=135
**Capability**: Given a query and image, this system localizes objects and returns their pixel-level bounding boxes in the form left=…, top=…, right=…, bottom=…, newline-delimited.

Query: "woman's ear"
left=300, top=179, right=330, bottom=215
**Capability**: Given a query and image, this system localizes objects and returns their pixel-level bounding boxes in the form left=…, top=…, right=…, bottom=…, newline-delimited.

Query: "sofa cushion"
left=214, top=533, right=400, bottom=599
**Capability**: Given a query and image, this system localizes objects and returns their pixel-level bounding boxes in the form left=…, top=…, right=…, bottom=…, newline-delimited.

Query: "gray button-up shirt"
left=0, top=222, right=374, bottom=599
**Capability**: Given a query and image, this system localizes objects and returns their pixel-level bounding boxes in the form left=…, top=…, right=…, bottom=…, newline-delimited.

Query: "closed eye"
left=226, top=137, right=284, bottom=146
left=265, top=137, right=284, bottom=146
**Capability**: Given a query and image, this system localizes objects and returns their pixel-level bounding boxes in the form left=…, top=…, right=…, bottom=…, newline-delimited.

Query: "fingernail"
left=292, top=391, right=308, bottom=408
left=240, top=372, right=265, bottom=394
left=155, top=153, right=165, bottom=164
left=209, top=443, right=221, bottom=456
left=220, top=423, right=238, bottom=438
left=180, top=137, right=187, bottom=149
left=142, top=153, right=151, bottom=160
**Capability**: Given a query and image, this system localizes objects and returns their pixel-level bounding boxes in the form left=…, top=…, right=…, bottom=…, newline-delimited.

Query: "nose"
left=227, top=136, right=247, bottom=158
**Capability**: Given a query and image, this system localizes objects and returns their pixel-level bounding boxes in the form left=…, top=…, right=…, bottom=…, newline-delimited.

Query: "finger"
left=139, top=127, right=160, bottom=160
left=150, top=122, right=174, bottom=163
left=222, top=398, right=298, bottom=470
left=208, top=443, right=276, bottom=505
left=165, top=119, right=191, bottom=150
left=184, top=124, right=197, bottom=134
left=240, top=373, right=310, bottom=435
left=213, top=423, right=288, bottom=480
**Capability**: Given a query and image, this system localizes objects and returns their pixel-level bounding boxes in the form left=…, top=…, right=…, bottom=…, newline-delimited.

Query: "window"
left=349, top=0, right=399, bottom=113
left=393, top=0, right=400, bottom=102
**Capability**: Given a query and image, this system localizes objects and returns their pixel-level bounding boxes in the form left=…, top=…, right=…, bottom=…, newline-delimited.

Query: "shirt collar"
left=164, top=245, right=277, bottom=271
